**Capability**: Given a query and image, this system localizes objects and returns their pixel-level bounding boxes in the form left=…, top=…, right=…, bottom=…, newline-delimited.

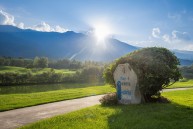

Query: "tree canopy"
left=103, top=47, right=182, bottom=102
left=33, top=57, right=48, bottom=68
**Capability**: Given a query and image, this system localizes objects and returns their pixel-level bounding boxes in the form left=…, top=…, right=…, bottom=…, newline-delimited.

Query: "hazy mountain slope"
left=172, top=50, right=193, bottom=61
left=0, top=25, right=138, bottom=61
left=0, top=25, right=193, bottom=64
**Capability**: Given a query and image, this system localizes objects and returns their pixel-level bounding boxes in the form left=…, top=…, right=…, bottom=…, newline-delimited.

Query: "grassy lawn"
left=33, top=68, right=76, bottom=74
left=21, top=89, right=193, bottom=129
left=168, top=79, right=193, bottom=89
left=0, top=85, right=115, bottom=111
left=0, top=66, right=30, bottom=73
left=0, top=66, right=76, bottom=75
left=0, top=83, right=107, bottom=94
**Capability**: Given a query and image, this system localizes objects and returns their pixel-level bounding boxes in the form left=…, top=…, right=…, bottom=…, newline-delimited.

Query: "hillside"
left=0, top=25, right=137, bottom=61
left=0, top=25, right=193, bottom=65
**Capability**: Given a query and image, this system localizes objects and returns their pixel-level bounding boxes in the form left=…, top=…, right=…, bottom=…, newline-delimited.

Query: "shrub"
left=33, top=57, right=48, bottom=68
left=103, top=47, right=182, bottom=102
left=99, top=93, right=118, bottom=105
left=77, top=66, right=104, bottom=83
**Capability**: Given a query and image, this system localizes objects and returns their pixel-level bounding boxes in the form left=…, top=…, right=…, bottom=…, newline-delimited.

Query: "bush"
left=33, top=57, right=48, bottom=68
left=0, top=72, right=32, bottom=85
left=99, top=93, right=118, bottom=105
left=180, top=65, right=193, bottom=79
left=179, top=78, right=189, bottom=82
left=103, top=47, right=182, bottom=102
left=77, top=66, right=104, bottom=83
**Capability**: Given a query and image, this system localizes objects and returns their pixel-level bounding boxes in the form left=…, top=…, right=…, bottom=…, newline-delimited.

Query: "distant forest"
left=0, top=56, right=193, bottom=86
left=0, top=56, right=104, bottom=69
left=0, top=56, right=105, bottom=86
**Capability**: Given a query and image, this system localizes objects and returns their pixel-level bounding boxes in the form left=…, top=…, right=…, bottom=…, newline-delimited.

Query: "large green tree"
left=103, top=47, right=182, bottom=102
left=33, top=57, right=48, bottom=68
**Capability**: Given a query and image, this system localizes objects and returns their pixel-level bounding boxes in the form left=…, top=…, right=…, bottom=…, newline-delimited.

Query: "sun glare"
left=94, top=23, right=111, bottom=41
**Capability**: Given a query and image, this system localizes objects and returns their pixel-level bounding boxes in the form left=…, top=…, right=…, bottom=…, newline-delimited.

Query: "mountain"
left=0, top=25, right=193, bottom=65
left=172, top=50, right=193, bottom=61
left=0, top=25, right=138, bottom=62
left=179, top=59, right=193, bottom=66
left=172, top=50, right=193, bottom=66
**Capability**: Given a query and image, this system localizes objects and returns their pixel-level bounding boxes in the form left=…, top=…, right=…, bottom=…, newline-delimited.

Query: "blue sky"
left=0, top=0, right=193, bottom=50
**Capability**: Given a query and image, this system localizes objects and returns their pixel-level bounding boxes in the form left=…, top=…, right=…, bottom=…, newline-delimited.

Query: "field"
left=0, top=84, right=115, bottom=111
left=168, top=79, right=193, bottom=88
left=0, top=66, right=76, bottom=75
left=1, top=79, right=192, bottom=111
left=0, top=83, right=106, bottom=94
left=21, top=89, right=193, bottom=129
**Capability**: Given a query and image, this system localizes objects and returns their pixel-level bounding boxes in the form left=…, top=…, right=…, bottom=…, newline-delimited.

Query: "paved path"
left=162, top=87, right=193, bottom=92
left=0, top=95, right=104, bottom=129
left=1, top=87, right=193, bottom=129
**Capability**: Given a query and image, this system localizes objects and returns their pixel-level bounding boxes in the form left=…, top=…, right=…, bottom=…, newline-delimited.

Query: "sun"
left=93, top=23, right=111, bottom=41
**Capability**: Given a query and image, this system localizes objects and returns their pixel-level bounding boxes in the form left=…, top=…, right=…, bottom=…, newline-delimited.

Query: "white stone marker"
left=113, top=63, right=141, bottom=104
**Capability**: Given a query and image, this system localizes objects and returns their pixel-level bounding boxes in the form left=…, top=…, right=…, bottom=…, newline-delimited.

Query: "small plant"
left=99, top=93, right=118, bottom=105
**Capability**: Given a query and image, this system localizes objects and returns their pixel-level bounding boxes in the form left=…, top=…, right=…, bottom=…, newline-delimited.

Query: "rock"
left=113, top=63, right=141, bottom=104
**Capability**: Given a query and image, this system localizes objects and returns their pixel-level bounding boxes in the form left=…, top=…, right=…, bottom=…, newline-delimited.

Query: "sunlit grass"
left=0, top=66, right=76, bottom=75
left=0, top=85, right=115, bottom=111
left=0, top=83, right=105, bottom=94
left=162, top=89, right=193, bottom=107
left=21, top=89, right=193, bottom=129
left=0, top=66, right=30, bottom=73
left=168, top=79, right=193, bottom=89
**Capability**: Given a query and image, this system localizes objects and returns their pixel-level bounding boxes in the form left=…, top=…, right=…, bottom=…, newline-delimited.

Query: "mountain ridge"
left=0, top=25, right=193, bottom=65
left=0, top=25, right=138, bottom=61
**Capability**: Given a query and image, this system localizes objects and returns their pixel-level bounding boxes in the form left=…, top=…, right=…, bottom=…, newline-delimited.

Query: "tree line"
left=0, top=56, right=105, bottom=86
left=0, top=66, right=104, bottom=86
left=180, top=64, right=193, bottom=79
left=0, top=56, right=104, bottom=69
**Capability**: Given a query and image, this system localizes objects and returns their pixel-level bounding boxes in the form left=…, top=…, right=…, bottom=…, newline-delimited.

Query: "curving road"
left=0, top=95, right=104, bottom=129
left=0, top=88, right=193, bottom=129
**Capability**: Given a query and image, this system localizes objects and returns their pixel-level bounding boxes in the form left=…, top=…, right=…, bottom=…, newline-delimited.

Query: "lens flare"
left=94, top=23, right=111, bottom=42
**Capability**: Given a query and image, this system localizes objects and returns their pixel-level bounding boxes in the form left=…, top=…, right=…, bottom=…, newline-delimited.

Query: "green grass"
left=0, top=83, right=106, bottom=94
left=168, top=79, right=193, bottom=89
left=0, top=66, right=76, bottom=75
left=162, top=89, right=193, bottom=107
left=0, top=85, right=115, bottom=111
left=0, top=66, right=30, bottom=73
left=21, top=89, right=193, bottom=129
left=33, top=68, right=76, bottom=74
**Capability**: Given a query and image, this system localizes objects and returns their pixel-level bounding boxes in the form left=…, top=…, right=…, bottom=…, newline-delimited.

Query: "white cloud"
left=162, top=34, right=171, bottom=43
left=152, top=28, right=160, bottom=38
left=27, top=22, right=68, bottom=33
left=0, top=10, right=68, bottom=33
left=183, top=44, right=193, bottom=51
left=17, top=22, right=24, bottom=29
left=172, top=31, right=190, bottom=41
left=162, top=30, right=191, bottom=44
left=128, top=27, right=193, bottom=50
left=55, top=25, right=68, bottom=33
left=0, top=10, right=15, bottom=25
left=30, top=22, right=52, bottom=32
left=150, top=28, right=193, bottom=50
left=25, top=22, right=68, bottom=33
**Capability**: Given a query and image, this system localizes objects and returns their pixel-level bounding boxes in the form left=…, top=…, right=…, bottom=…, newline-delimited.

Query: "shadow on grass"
left=104, top=102, right=193, bottom=129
